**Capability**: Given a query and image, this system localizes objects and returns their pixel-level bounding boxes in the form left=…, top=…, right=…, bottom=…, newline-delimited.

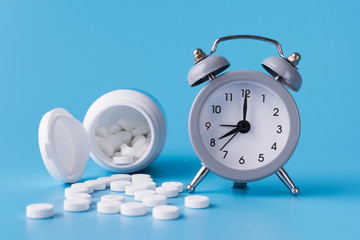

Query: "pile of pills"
left=95, top=119, right=152, bottom=165
left=26, top=173, right=210, bottom=220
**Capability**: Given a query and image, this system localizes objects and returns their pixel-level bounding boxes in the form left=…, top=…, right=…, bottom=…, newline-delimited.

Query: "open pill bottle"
left=38, top=90, right=166, bottom=183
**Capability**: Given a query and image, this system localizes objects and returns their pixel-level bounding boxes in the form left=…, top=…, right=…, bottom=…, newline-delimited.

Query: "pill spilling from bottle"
left=26, top=174, right=209, bottom=220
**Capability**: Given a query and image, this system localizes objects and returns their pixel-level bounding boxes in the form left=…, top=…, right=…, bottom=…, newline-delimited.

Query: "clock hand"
left=243, top=94, right=248, bottom=121
left=220, top=132, right=238, bottom=151
left=220, top=124, right=237, bottom=127
left=219, top=127, right=238, bottom=140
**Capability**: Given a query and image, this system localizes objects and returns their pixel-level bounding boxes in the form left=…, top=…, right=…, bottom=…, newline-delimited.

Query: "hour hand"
left=219, top=127, right=238, bottom=140
left=220, top=124, right=237, bottom=127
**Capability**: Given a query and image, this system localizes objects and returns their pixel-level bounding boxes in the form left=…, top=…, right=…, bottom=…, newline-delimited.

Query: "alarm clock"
left=186, top=35, right=302, bottom=195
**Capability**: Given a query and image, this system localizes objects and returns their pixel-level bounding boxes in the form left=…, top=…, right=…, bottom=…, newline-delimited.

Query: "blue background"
left=1, top=0, right=359, bottom=239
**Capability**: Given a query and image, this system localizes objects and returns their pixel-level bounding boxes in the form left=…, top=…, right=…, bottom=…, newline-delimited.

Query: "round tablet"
left=132, top=177, right=154, bottom=183
left=26, top=203, right=54, bottom=219
left=142, top=194, right=167, bottom=207
left=162, top=182, right=184, bottom=193
left=111, top=174, right=131, bottom=181
left=63, top=198, right=90, bottom=212
left=152, top=205, right=179, bottom=220
left=184, top=195, right=209, bottom=209
left=120, top=202, right=146, bottom=216
left=97, top=200, right=121, bottom=214
left=71, top=183, right=94, bottom=193
left=110, top=180, right=132, bottom=192
left=117, top=119, right=134, bottom=132
left=131, top=173, right=151, bottom=180
left=100, top=194, right=125, bottom=203
left=84, top=179, right=106, bottom=190
left=134, top=189, right=156, bottom=201
left=156, top=186, right=178, bottom=198
left=125, top=184, right=147, bottom=196
left=65, top=187, right=89, bottom=197
left=133, top=181, right=156, bottom=190
left=97, top=177, right=114, bottom=187
left=66, top=193, right=92, bottom=203
left=113, top=155, right=133, bottom=165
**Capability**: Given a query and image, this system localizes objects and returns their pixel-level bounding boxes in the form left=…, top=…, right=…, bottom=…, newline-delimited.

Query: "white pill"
left=65, top=187, right=89, bottom=197
left=108, top=124, right=122, bottom=135
left=132, top=135, right=148, bottom=149
left=184, top=195, right=209, bottom=209
left=156, top=186, right=178, bottom=198
left=131, top=177, right=154, bottom=183
left=131, top=126, right=149, bottom=137
left=84, top=179, right=106, bottom=190
left=71, top=183, right=94, bottom=193
left=95, top=126, right=110, bottom=138
left=97, top=177, right=114, bottom=187
left=97, top=200, right=121, bottom=214
left=162, top=182, right=184, bottom=193
left=100, top=194, right=125, bottom=203
left=104, top=135, right=121, bottom=152
left=134, top=189, right=156, bottom=201
left=125, top=184, right=148, bottom=196
left=120, top=202, right=146, bottom=216
left=117, top=131, right=132, bottom=145
left=138, top=142, right=150, bottom=155
left=142, top=194, right=167, bottom=207
left=66, top=192, right=92, bottom=202
left=95, top=136, right=104, bottom=143
left=133, top=181, right=156, bottom=190
left=153, top=205, right=179, bottom=220
left=111, top=174, right=131, bottom=181
left=98, top=140, right=115, bottom=157
left=26, top=203, right=54, bottom=219
left=131, top=173, right=152, bottom=179
left=64, top=198, right=90, bottom=212
left=121, top=146, right=142, bottom=158
left=110, top=180, right=132, bottom=192
left=113, top=155, right=133, bottom=165
left=117, top=119, right=134, bottom=132
left=131, top=135, right=145, bottom=147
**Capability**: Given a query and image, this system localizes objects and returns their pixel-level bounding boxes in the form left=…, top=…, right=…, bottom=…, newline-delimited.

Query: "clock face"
left=199, top=80, right=290, bottom=171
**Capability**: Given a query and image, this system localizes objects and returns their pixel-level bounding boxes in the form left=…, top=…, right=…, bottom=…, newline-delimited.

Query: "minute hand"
left=243, top=94, right=248, bottom=121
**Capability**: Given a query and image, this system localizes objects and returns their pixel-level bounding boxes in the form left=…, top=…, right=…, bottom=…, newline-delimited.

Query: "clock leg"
left=276, top=167, right=299, bottom=196
left=186, top=165, right=210, bottom=193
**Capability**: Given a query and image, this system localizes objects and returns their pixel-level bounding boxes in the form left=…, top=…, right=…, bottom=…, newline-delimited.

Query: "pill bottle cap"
left=38, top=108, right=90, bottom=183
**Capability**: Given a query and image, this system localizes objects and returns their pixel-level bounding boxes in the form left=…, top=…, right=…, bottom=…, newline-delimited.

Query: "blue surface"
left=1, top=0, right=359, bottom=239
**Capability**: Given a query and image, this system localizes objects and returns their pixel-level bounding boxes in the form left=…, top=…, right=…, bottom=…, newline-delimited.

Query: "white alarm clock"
left=186, top=35, right=302, bottom=195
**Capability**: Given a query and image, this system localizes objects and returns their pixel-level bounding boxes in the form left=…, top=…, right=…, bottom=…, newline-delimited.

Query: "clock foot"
left=233, top=182, right=247, bottom=188
left=276, top=167, right=299, bottom=196
left=186, top=165, right=210, bottom=193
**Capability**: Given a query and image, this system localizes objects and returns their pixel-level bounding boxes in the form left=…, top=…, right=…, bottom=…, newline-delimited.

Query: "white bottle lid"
left=38, top=108, right=90, bottom=183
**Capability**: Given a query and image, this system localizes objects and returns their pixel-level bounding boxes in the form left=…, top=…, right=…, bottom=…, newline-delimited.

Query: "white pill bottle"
left=38, top=90, right=166, bottom=183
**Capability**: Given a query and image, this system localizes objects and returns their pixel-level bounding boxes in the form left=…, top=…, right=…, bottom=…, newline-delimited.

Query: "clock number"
left=271, top=142, right=277, bottom=151
left=258, top=154, right=264, bottom=162
left=273, top=108, right=279, bottom=116
left=239, top=156, right=245, bottom=164
left=241, top=89, right=251, bottom=97
left=212, top=105, right=222, bottom=114
left=205, top=122, right=211, bottom=130
left=222, top=150, right=228, bottom=159
left=277, top=125, right=282, bottom=133
left=262, top=94, right=265, bottom=103
left=210, top=138, right=216, bottom=147
left=225, top=93, right=233, bottom=102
